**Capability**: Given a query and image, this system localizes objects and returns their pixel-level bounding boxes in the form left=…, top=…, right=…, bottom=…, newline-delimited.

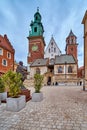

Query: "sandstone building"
left=82, top=10, right=87, bottom=88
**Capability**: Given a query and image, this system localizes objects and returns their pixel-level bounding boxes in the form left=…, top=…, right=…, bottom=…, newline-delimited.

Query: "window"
left=7, top=52, right=11, bottom=59
left=36, top=68, right=40, bottom=74
left=68, top=66, right=72, bottom=73
left=71, top=39, right=73, bottom=43
left=49, top=48, right=50, bottom=53
left=54, top=48, right=56, bottom=52
left=51, top=47, right=53, bottom=52
left=51, top=42, right=53, bottom=46
left=2, top=59, right=7, bottom=66
left=36, top=16, right=38, bottom=20
left=0, top=48, right=3, bottom=55
left=58, top=66, right=63, bottom=73
left=34, top=27, right=37, bottom=32
left=68, top=40, right=69, bottom=44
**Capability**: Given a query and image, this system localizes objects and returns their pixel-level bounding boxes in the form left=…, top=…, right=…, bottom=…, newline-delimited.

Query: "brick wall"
left=27, top=36, right=45, bottom=63
left=0, top=48, right=14, bottom=73
left=0, top=35, right=15, bottom=74
left=66, top=45, right=77, bottom=61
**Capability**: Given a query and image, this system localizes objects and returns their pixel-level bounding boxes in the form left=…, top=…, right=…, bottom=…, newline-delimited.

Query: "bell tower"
left=27, top=8, right=45, bottom=72
left=65, top=30, right=78, bottom=62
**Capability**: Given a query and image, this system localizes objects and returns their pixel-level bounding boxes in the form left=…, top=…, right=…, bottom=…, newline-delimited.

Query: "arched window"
left=36, top=68, right=40, bottom=74
left=51, top=47, right=53, bottom=52
left=49, top=48, right=50, bottom=53
left=34, top=27, right=37, bottom=32
left=36, top=16, right=38, bottom=20
left=51, top=42, right=53, bottom=46
left=68, top=66, right=72, bottom=73
left=68, top=40, right=69, bottom=44
left=58, top=66, right=63, bottom=73
left=54, top=48, right=56, bottom=52
left=71, top=39, right=73, bottom=43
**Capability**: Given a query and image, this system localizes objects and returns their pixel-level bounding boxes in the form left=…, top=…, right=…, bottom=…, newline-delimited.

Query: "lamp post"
left=83, top=68, right=85, bottom=91
left=65, top=61, right=67, bottom=80
left=83, top=78, right=85, bottom=91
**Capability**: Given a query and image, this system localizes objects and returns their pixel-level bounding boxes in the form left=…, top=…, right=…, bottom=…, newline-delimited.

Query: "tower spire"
left=29, top=8, right=44, bottom=37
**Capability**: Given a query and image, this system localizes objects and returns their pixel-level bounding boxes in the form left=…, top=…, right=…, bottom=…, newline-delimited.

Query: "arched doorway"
left=47, top=76, right=51, bottom=85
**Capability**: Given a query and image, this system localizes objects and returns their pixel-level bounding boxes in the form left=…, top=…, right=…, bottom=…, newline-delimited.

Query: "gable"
left=44, top=36, right=61, bottom=59
left=45, top=36, right=61, bottom=53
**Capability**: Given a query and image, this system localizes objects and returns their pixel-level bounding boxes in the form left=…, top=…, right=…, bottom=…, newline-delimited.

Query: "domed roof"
left=34, top=7, right=41, bottom=20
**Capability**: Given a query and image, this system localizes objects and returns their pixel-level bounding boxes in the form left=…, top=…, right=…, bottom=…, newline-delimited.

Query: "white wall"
left=44, top=37, right=61, bottom=59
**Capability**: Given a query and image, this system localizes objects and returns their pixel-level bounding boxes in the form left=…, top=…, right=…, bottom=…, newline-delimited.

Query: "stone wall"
left=30, top=66, right=47, bottom=78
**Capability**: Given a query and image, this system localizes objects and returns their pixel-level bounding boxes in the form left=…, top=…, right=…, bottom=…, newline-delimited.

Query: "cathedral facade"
left=27, top=9, right=78, bottom=86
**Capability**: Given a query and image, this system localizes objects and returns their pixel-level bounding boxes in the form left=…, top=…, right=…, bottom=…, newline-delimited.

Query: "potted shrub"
left=32, top=73, right=44, bottom=102
left=0, top=77, right=7, bottom=103
left=2, top=70, right=26, bottom=112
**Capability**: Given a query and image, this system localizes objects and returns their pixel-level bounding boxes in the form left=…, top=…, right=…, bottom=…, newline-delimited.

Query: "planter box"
left=6, top=95, right=26, bottom=112
left=20, top=89, right=31, bottom=102
left=32, top=92, right=43, bottom=102
left=0, top=92, right=7, bottom=101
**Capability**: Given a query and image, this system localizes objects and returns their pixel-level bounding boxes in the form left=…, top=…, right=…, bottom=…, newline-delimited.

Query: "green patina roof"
left=29, top=8, right=44, bottom=37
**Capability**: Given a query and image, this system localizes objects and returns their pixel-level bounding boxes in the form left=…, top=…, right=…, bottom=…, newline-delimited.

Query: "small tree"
left=2, top=70, right=22, bottom=97
left=34, top=73, right=43, bottom=93
left=0, top=77, right=5, bottom=93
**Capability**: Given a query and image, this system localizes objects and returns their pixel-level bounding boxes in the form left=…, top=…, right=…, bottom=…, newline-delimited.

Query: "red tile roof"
left=0, top=34, right=15, bottom=53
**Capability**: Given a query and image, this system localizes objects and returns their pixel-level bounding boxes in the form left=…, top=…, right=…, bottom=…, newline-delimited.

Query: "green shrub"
left=0, top=77, right=5, bottom=93
left=2, top=70, right=22, bottom=97
left=34, top=73, right=43, bottom=93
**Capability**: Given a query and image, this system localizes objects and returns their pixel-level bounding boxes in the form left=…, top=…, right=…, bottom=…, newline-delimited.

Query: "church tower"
left=65, top=30, right=78, bottom=62
left=27, top=8, right=45, bottom=71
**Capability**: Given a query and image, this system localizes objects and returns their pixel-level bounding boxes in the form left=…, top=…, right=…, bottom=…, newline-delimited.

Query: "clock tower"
left=27, top=8, right=45, bottom=72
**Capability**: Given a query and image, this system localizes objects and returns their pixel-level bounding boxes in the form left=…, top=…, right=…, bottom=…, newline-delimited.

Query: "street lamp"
left=65, top=61, right=67, bottom=80
left=83, top=68, right=85, bottom=91
left=83, top=78, right=85, bottom=91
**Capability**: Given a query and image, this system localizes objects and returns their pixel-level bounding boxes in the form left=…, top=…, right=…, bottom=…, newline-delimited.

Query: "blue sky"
left=0, top=0, right=87, bottom=67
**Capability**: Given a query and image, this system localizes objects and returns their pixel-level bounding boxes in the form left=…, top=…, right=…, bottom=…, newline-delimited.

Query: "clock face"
left=32, top=45, right=38, bottom=51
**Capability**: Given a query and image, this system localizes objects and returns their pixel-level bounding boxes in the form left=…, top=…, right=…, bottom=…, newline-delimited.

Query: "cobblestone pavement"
left=0, top=86, right=87, bottom=130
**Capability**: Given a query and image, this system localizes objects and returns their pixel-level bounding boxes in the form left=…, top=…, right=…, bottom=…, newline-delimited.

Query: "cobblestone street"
left=0, top=86, right=87, bottom=130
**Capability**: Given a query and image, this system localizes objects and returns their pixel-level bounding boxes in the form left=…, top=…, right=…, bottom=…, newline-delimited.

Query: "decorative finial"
left=37, top=7, right=39, bottom=12
left=70, top=29, right=72, bottom=32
